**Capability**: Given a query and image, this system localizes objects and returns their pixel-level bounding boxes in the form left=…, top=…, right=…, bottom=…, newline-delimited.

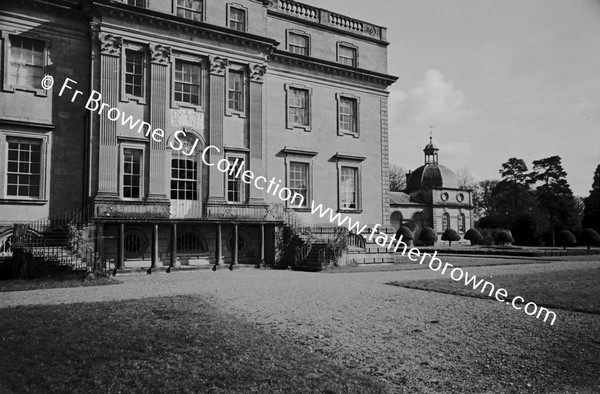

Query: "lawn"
left=390, top=268, right=600, bottom=314
left=0, top=295, right=389, bottom=393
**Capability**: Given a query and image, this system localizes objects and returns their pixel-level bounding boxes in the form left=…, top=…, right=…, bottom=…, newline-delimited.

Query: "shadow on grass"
left=0, top=295, right=390, bottom=393
left=0, top=275, right=121, bottom=293
left=388, top=268, right=600, bottom=315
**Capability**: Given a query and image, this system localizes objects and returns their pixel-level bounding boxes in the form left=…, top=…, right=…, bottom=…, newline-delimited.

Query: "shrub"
left=395, top=226, right=414, bottom=245
left=580, top=228, right=600, bottom=250
left=495, top=231, right=514, bottom=246
left=404, top=221, right=417, bottom=231
left=557, top=230, right=577, bottom=250
left=441, top=229, right=460, bottom=246
left=418, top=227, right=437, bottom=246
left=464, top=228, right=483, bottom=245
left=510, top=213, right=541, bottom=246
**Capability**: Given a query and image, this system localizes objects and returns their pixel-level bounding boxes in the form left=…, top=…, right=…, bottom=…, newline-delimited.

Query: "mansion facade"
left=0, top=0, right=397, bottom=268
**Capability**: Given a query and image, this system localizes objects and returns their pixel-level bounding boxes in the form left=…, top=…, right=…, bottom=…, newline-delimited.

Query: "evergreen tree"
left=529, top=156, right=575, bottom=246
left=583, top=164, right=600, bottom=233
left=499, top=158, right=530, bottom=212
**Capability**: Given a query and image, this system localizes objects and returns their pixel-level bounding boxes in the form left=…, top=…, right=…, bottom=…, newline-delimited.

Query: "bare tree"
left=455, top=166, right=475, bottom=189
left=389, top=165, right=407, bottom=192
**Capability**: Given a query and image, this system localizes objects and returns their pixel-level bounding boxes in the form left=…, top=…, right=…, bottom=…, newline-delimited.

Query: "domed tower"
left=405, top=137, right=458, bottom=193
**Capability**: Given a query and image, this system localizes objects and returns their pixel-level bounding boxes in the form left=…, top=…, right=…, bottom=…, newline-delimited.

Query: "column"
left=233, top=224, right=239, bottom=265
left=170, top=223, right=177, bottom=267
left=117, top=223, right=124, bottom=269
left=148, top=44, right=170, bottom=200
left=260, top=223, right=265, bottom=267
left=96, top=222, right=105, bottom=265
left=248, top=63, right=267, bottom=203
left=97, top=33, right=122, bottom=197
left=215, top=224, right=223, bottom=265
left=208, top=56, right=229, bottom=202
left=151, top=224, right=159, bottom=268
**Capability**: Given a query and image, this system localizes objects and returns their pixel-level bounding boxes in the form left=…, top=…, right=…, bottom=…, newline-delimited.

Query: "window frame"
left=286, top=29, right=310, bottom=56
left=127, top=0, right=148, bottom=8
left=120, top=44, right=147, bottom=103
left=227, top=3, right=248, bottom=32
left=284, top=83, right=312, bottom=131
left=458, top=212, right=466, bottom=234
left=334, top=153, right=364, bottom=213
left=225, top=152, right=247, bottom=204
left=442, top=212, right=451, bottom=232
left=0, top=131, right=50, bottom=203
left=119, top=143, right=145, bottom=201
left=170, top=152, right=200, bottom=201
left=2, top=32, right=49, bottom=97
left=174, top=0, right=205, bottom=22
left=171, top=54, right=204, bottom=111
left=337, top=42, right=358, bottom=67
left=336, top=93, right=360, bottom=137
left=226, top=65, right=246, bottom=117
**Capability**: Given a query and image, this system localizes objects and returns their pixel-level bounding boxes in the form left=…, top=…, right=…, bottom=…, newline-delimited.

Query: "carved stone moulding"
left=99, top=33, right=123, bottom=56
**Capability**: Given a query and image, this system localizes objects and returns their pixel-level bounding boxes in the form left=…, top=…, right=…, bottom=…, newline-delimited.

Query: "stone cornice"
left=270, top=50, right=398, bottom=88
left=88, top=0, right=279, bottom=55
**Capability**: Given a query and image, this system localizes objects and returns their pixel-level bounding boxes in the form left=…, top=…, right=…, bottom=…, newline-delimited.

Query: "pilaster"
left=248, top=63, right=266, bottom=203
left=208, top=55, right=228, bottom=202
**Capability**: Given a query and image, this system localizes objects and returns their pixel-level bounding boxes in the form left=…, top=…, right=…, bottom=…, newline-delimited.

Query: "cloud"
left=568, top=99, right=598, bottom=121
left=394, top=69, right=467, bottom=126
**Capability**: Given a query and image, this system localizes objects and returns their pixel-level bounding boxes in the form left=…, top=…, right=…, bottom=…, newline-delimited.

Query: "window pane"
left=6, top=138, right=43, bottom=197
left=339, top=97, right=357, bottom=133
left=174, top=60, right=201, bottom=105
left=125, top=50, right=144, bottom=98
left=9, top=36, right=45, bottom=89
left=122, top=149, right=142, bottom=199
left=340, top=167, right=358, bottom=209
left=229, top=8, right=246, bottom=31
left=289, top=88, right=309, bottom=126
left=227, top=70, right=244, bottom=112
left=289, top=162, right=309, bottom=207
left=227, top=156, right=245, bottom=202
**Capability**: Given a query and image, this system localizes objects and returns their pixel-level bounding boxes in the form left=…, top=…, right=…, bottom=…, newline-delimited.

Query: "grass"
left=390, top=268, right=600, bottom=314
left=0, top=295, right=389, bottom=393
left=0, top=274, right=120, bottom=292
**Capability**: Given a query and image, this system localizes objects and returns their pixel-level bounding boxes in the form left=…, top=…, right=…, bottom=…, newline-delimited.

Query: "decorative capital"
left=209, top=55, right=229, bottom=76
left=150, top=43, right=171, bottom=64
left=250, top=63, right=267, bottom=83
left=99, top=33, right=122, bottom=56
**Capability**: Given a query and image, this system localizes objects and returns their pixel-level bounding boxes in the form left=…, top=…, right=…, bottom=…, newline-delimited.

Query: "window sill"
left=288, top=206, right=311, bottom=212
left=338, top=209, right=362, bottom=214
left=339, top=130, right=360, bottom=138
left=122, top=95, right=147, bottom=105
left=172, top=102, right=204, bottom=112
left=0, top=198, right=48, bottom=205
left=4, top=85, right=48, bottom=97
left=225, top=110, right=247, bottom=119
left=288, top=124, right=311, bottom=132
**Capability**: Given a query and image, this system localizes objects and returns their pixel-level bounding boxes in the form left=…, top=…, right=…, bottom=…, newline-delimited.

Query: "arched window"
left=458, top=213, right=466, bottom=233
left=177, top=231, right=208, bottom=253
left=390, top=211, right=403, bottom=231
left=124, top=230, right=147, bottom=258
left=442, top=213, right=450, bottom=231
left=228, top=231, right=249, bottom=252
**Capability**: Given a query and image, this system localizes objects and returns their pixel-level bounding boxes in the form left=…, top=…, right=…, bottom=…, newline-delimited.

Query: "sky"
left=301, top=0, right=600, bottom=196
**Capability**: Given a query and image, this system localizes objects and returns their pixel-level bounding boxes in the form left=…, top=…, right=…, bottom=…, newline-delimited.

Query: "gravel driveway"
left=2, top=260, right=599, bottom=393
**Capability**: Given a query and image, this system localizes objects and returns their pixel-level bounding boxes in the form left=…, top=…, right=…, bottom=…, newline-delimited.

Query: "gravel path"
left=2, top=260, right=599, bottom=393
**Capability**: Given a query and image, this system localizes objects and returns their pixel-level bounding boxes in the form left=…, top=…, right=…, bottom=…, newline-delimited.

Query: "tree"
left=464, top=228, right=483, bottom=245
left=557, top=230, right=576, bottom=250
left=583, top=164, right=600, bottom=233
left=509, top=213, right=541, bottom=246
left=389, top=165, right=407, bottom=192
left=499, top=158, right=530, bottom=213
left=418, top=227, right=437, bottom=246
left=495, top=231, right=514, bottom=246
left=455, top=166, right=475, bottom=190
left=580, top=228, right=600, bottom=250
left=441, top=228, right=460, bottom=246
left=529, top=156, right=575, bottom=246
left=472, top=179, right=500, bottom=218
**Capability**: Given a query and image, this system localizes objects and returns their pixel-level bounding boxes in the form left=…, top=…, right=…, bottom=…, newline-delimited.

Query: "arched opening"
left=458, top=213, right=466, bottom=233
left=442, top=212, right=451, bottom=232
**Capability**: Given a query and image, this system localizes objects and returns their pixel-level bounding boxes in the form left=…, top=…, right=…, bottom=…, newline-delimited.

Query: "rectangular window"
left=227, top=69, right=244, bottom=112
left=226, top=156, right=245, bottom=203
left=339, top=97, right=357, bottom=134
left=288, top=162, right=309, bottom=208
left=6, top=138, right=42, bottom=198
left=174, top=59, right=201, bottom=105
left=177, top=0, right=203, bottom=21
left=122, top=148, right=143, bottom=199
left=340, top=166, right=359, bottom=210
left=338, top=44, right=357, bottom=67
left=125, top=49, right=145, bottom=99
left=229, top=7, right=246, bottom=31
left=9, top=36, right=45, bottom=89
left=288, top=88, right=309, bottom=127
left=171, top=158, right=198, bottom=200
left=288, top=32, right=309, bottom=56
left=127, top=0, right=147, bottom=7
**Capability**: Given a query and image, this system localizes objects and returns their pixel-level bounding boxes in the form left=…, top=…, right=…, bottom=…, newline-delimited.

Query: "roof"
left=405, top=164, right=458, bottom=192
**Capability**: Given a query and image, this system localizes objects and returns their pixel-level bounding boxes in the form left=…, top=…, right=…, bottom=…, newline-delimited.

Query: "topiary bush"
left=404, top=221, right=417, bottom=232
left=580, top=228, right=600, bottom=250
left=557, top=230, right=577, bottom=250
left=419, top=227, right=437, bottom=246
left=464, top=228, right=483, bottom=246
left=495, top=230, right=514, bottom=246
left=441, top=228, right=460, bottom=246
left=395, top=226, right=414, bottom=246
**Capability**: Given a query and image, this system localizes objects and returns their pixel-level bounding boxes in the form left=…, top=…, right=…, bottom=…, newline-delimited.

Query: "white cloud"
left=394, top=69, right=467, bottom=126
